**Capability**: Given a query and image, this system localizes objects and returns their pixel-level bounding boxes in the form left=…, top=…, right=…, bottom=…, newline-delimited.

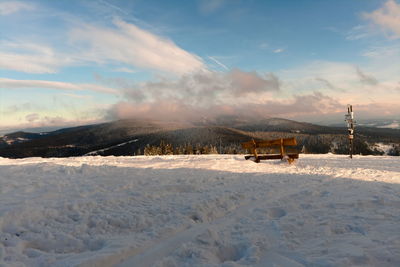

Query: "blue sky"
left=0, top=0, right=399, bottom=130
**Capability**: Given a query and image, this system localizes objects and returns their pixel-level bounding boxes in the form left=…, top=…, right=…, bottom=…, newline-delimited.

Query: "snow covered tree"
left=209, top=145, right=218, bottom=154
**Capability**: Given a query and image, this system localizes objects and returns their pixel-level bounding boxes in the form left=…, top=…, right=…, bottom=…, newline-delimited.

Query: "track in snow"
left=83, top=168, right=336, bottom=267
left=1, top=155, right=399, bottom=267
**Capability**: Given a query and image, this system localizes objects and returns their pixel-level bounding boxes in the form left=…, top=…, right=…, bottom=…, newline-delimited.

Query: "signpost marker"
left=345, top=105, right=355, bottom=158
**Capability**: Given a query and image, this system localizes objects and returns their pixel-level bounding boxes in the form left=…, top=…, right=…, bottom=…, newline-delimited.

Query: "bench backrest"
left=242, top=137, right=297, bottom=149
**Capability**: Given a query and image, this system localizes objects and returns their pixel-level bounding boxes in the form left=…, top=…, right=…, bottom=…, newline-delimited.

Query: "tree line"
left=138, top=136, right=400, bottom=156
left=142, top=141, right=219, bottom=156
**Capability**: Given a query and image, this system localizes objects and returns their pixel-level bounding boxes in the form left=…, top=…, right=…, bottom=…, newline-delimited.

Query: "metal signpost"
left=345, top=105, right=355, bottom=158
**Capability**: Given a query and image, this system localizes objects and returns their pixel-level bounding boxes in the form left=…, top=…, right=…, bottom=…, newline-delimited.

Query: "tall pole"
left=345, top=105, right=355, bottom=158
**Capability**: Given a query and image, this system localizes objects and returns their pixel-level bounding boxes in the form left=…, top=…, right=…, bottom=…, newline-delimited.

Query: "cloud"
left=279, top=61, right=356, bottom=92
left=41, top=116, right=68, bottom=126
left=0, top=78, right=120, bottom=95
left=1, top=19, right=205, bottom=75
left=0, top=1, right=33, bottom=15
left=101, top=68, right=351, bottom=123
left=229, top=69, right=280, bottom=96
left=102, top=61, right=398, bottom=123
left=278, top=60, right=395, bottom=95
left=106, top=92, right=343, bottom=122
left=4, top=103, right=34, bottom=115
left=0, top=41, right=74, bottom=74
left=69, top=19, right=206, bottom=75
left=363, top=0, right=400, bottom=39
left=251, top=92, right=342, bottom=118
left=362, top=45, right=400, bottom=59
left=113, top=67, right=137, bottom=73
left=61, top=93, right=92, bottom=99
left=355, top=67, right=378, bottom=86
left=346, top=25, right=373, bottom=40
left=1, top=115, right=104, bottom=131
left=114, top=69, right=280, bottom=107
left=25, top=113, right=39, bottom=123
left=275, top=60, right=400, bottom=119
left=353, top=102, right=400, bottom=119
left=17, top=114, right=84, bottom=129
left=315, top=78, right=336, bottom=90
left=99, top=68, right=286, bottom=121
left=273, top=48, right=285, bottom=53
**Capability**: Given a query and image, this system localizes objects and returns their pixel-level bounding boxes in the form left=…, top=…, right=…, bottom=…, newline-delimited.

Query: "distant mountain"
left=358, top=119, right=400, bottom=129
left=0, top=131, right=48, bottom=146
left=0, top=126, right=68, bottom=137
left=330, top=119, right=400, bottom=130
left=230, top=118, right=343, bottom=134
left=0, top=117, right=399, bottom=158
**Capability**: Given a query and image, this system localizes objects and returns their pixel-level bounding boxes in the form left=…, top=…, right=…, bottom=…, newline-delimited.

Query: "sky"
left=0, top=0, right=399, bottom=131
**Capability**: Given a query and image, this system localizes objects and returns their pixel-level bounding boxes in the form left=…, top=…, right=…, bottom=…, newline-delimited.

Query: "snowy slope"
left=0, top=155, right=399, bottom=267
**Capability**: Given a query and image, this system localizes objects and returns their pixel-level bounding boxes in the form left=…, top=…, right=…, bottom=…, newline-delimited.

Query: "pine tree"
left=209, top=145, right=218, bottom=154
left=164, top=143, right=174, bottom=155
left=203, top=145, right=210, bottom=154
left=185, top=143, right=193, bottom=154
left=144, top=144, right=151, bottom=156
left=195, top=144, right=202, bottom=154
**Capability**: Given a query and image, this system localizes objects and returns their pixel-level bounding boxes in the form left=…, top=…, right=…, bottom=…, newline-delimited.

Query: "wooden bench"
left=242, top=137, right=299, bottom=163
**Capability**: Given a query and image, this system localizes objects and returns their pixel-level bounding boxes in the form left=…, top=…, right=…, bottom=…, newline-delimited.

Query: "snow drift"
left=0, top=154, right=399, bottom=266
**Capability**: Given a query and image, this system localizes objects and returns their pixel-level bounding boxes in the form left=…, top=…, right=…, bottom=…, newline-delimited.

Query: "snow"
left=0, top=154, right=399, bottom=267
left=2, top=137, right=30, bottom=145
left=377, top=122, right=400, bottom=129
left=84, top=139, right=139, bottom=156
left=373, top=143, right=394, bottom=155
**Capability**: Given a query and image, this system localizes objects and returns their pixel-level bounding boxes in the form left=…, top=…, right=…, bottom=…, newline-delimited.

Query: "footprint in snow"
left=267, top=207, right=287, bottom=219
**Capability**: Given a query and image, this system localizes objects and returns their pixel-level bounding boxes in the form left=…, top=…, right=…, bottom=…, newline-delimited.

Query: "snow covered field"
left=0, top=154, right=399, bottom=267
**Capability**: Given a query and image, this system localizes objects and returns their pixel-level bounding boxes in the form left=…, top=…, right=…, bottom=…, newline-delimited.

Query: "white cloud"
left=2, top=115, right=104, bottom=130
left=277, top=60, right=400, bottom=108
left=362, top=45, right=400, bottom=59
left=1, top=19, right=205, bottom=75
left=361, top=45, right=400, bottom=81
left=113, top=67, right=137, bottom=73
left=100, top=60, right=400, bottom=123
left=273, top=48, right=285, bottom=53
left=69, top=19, right=206, bottom=75
left=61, top=93, right=92, bottom=99
left=0, top=41, right=73, bottom=73
left=0, top=78, right=120, bottom=95
left=279, top=61, right=356, bottom=86
left=0, top=52, right=65, bottom=74
left=346, top=25, right=374, bottom=40
left=364, top=0, right=400, bottom=39
left=0, top=1, right=33, bottom=15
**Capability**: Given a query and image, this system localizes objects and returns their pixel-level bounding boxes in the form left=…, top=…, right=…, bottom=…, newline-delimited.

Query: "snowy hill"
left=0, top=154, right=399, bottom=266
left=358, top=119, right=400, bottom=130
left=1, top=118, right=400, bottom=158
